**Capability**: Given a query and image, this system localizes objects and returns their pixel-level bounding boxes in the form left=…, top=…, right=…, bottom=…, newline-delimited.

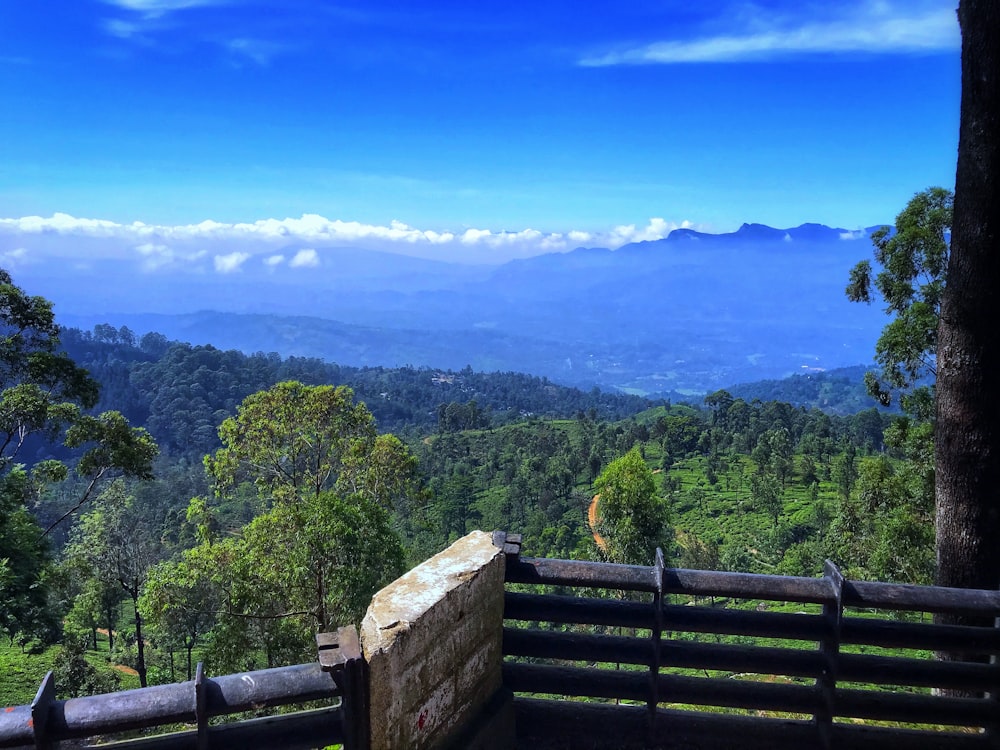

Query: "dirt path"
left=588, top=493, right=607, bottom=552
left=95, top=628, right=139, bottom=676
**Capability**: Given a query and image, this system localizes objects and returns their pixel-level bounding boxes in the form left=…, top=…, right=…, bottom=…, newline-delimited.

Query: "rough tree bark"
left=936, top=1, right=1000, bottom=594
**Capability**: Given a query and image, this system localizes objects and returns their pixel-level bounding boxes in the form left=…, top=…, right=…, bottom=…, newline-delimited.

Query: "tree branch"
left=41, top=467, right=107, bottom=536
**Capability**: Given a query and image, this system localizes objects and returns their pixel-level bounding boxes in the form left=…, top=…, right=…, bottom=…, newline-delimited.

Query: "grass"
left=663, top=453, right=842, bottom=572
left=0, top=631, right=141, bottom=708
left=0, top=640, right=54, bottom=707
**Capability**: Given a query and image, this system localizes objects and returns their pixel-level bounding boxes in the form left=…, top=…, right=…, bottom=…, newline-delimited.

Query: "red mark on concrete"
left=4, top=707, right=14, bottom=713
left=417, top=709, right=428, bottom=730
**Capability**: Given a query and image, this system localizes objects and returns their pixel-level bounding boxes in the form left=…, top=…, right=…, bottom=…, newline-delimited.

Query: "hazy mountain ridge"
left=36, top=221, right=887, bottom=395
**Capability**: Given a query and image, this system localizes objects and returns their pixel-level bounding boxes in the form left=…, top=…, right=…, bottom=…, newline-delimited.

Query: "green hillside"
left=2, top=319, right=930, bottom=706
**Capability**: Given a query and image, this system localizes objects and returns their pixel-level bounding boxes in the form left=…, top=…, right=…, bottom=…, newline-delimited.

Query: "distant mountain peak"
left=663, top=227, right=707, bottom=242
left=618, top=221, right=877, bottom=255
left=735, top=223, right=788, bottom=240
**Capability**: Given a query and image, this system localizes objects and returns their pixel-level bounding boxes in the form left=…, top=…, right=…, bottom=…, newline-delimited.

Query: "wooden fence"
left=0, top=626, right=365, bottom=750
left=500, top=533, right=1000, bottom=750
left=5, top=533, right=1000, bottom=750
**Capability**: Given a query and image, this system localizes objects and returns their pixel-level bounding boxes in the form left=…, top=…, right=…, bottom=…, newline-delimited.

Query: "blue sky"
left=0, top=0, right=960, bottom=265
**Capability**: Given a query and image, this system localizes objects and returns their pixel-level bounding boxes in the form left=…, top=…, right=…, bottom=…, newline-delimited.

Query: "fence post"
left=817, top=560, right=843, bottom=750
left=318, top=626, right=370, bottom=750
left=194, top=662, right=208, bottom=750
left=29, top=672, right=55, bottom=750
left=647, top=547, right=665, bottom=742
left=989, top=613, right=1000, bottom=749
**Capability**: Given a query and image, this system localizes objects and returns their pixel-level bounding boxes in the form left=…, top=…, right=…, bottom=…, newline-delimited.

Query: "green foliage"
left=77, top=338, right=650, bottom=460
left=184, top=495, right=218, bottom=545
left=842, top=187, right=950, bottom=583
left=62, top=481, right=160, bottom=685
left=339, top=433, right=422, bottom=513
left=64, top=411, right=157, bottom=481
left=0, top=638, right=56, bottom=705
left=206, top=381, right=380, bottom=504
left=594, top=448, right=669, bottom=565
left=437, top=399, right=491, bottom=432
left=675, top=530, right=720, bottom=571
left=149, top=383, right=418, bottom=672
left=846, top=187, right=951, bottom=411
left=41, top=410, right=159, bottom=536
left=139, top=554, right=218, bottom=680
left=0, top=271, right=159, bottom=655
left=0, top=269, right=100, bottom=461
left=63, top=483, right=158, bottom=602
left=830, top=455, right=933, bottom=584
left=749, top=472, right=782, bottom=527
left=0, top=292, right=948, bottom=700
left=49, top=633, right=121, bottom=699
left=0, top=468, right=59, bottom=646
left=414, top=418, right=593, bottom=560
left=158, top=490, right=404, bottom=673
left=0, top=270, right=102, bottom=645
left=410, top=395, right=918, bottom=580
left=655, top=413, right=702, bottom=456
left=243, top=491, right=404, bottom=629
left=727, top=367, right=890, bottom=416
left=63, top=576, right=121, bottom=652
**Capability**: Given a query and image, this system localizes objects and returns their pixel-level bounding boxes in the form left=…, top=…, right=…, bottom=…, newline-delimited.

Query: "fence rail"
left=0, top=627, right=366, bottom=750
left=5, top=534, right=1000, bottom=750
left=499, top=533, right=1000, bottom=750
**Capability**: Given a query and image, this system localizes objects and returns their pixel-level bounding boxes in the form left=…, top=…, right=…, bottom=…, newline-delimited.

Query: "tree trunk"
left=935, top=3, right=1000, bottom=697
left=132, top=596, right=148, bottom=688
left=317, top=568, right=327, bottom=631
left=936, top=0, right=1000, bottom=596
left=104, top=604, right=116, bottom=653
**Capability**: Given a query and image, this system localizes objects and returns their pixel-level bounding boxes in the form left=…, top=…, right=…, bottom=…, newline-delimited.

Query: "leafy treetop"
left=846, top=186, right=952, bottom=417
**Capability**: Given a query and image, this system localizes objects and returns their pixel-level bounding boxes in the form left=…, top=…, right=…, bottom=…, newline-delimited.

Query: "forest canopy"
left=1, top=267, right=929, bottom=703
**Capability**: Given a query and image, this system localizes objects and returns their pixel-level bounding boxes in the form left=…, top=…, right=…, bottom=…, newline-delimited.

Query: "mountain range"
left=15, top=221, right=889, bottom=396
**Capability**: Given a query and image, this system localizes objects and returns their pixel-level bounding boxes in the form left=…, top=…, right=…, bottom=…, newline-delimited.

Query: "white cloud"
left=101, top=0, right=221, bottom=15
left=0, top=212, right=700, bottom=265
left=289, top=248, right=320, bottom=268
left=607, top=217, right=692, bottom=246
left=135, top=242, right=173, bottom=270
left=226, top=38, right=284, bottom=66
left=581, top=3, right=958, bottom=66
left=103, top=19, right=145, bottom=38
left=1, top=212, right=123, bottom=235
left=203, top=214, right=460, bottom=246
left=460, top=228, right=491, bottom=245
left=459, top=228, right=548, bottom=248
left=99, top=0, right=227, bottom=42
left=539, top=234, right=566, bottom=251
left=0, top=247, right=29, bottom=267
left=134, top=241, right=206, bottom=270
left=839, top=229, right=868, bottom=240
left=214, top=251, right=250, bottom=273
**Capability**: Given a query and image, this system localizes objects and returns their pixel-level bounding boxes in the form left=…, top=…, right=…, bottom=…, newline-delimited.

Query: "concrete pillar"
left=360, top=531, right=513, bottom=750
